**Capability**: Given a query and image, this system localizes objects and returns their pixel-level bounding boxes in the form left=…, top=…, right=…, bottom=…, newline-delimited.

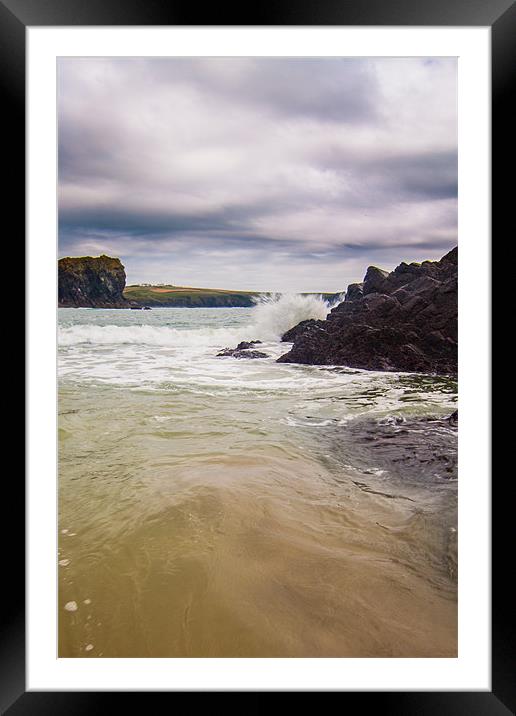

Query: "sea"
left=58, top=295, right=458, bottom=657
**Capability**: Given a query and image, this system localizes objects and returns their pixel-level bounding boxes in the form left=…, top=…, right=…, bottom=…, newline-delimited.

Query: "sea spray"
left=58, top=294, right=339, bottom=347
left=248, top=293, right=335, bottom=341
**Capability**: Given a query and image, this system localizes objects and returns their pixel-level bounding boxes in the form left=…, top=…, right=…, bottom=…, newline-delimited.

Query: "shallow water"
left=58, top=299, right=457, bottom=657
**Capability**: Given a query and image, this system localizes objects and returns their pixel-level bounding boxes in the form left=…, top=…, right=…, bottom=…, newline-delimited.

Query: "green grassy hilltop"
left=124, top=284, right=260, bottom=307
left=124, top=284, right=342, bottom=307
left=58, top=255, right=343, bottom=308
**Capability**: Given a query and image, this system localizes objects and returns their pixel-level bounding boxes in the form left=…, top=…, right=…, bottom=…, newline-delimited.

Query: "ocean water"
left=58, top=296, right=458, bottom=657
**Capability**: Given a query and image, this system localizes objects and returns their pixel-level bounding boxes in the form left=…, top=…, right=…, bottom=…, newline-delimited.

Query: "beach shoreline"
left=58, top=304, right=457, bottom=658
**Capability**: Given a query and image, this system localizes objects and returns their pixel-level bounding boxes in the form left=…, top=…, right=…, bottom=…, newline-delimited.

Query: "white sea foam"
left=58, top=293, right=336, bottom=347
left=58, top=323, right=239, bottom=348
left=57, top=300, right=456, bottom=422
left=249, top=293, right=334, bottom=341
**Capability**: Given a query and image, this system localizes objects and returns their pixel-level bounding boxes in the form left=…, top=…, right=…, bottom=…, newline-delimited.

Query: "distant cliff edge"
left=58, top=254, right=347, bottom=309
left=123, top=285, right=343, bottom=308
left=58, top=255, right=128, bottom=308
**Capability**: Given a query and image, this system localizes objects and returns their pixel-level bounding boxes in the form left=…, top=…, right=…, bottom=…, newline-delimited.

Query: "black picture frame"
left=4, top=0, right=510, bottom=710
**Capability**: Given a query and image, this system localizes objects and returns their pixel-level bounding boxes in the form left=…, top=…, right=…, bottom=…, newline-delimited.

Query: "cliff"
left=58, top=255, right=128, bottom=308
left=123, top=285, right=258, bottom=307
left=278, top=247, right=458, bottom=375
left=123, top=286, right=343, bottom=308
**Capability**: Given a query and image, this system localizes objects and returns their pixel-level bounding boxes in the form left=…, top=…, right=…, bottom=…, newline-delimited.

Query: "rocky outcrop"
left=344, top=283, right=364, bottom=302
left=235, top=341, right=263, bottom=350
left=278, top=247, right=457, bottom=375
left=281, top=320, right=326, bottom=343
left=58, top=255, right=128, bottom=308
left=217, top=341, right=268, bottom=359
left=363, top=266, right=389, bottom=295
left=226, top=350, right=268, bottom=359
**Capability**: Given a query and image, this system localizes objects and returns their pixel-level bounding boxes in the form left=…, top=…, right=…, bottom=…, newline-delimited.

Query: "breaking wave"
left=249, top=293, right=336, bottom=341
left=58, top=323, right=241, bottom=348
left=58, top=293, right=339, bottom=347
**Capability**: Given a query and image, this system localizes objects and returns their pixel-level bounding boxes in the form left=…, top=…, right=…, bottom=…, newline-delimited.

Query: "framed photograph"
left=4, top=0, right=510, bottom=710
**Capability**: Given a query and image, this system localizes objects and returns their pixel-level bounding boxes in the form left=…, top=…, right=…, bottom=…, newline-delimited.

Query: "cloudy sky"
left=58, top=57, right=457, bottom=292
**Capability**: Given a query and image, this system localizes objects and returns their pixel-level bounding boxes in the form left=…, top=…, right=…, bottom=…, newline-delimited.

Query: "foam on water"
left=58, top=295, right=346, bottom=392
left=58, top=297, right=458, bottom=659
left=59, top=323, right=240, bottom=348
left=58, top=293, right=333, bottom=347
left=58, top=299, right=456, bottom=421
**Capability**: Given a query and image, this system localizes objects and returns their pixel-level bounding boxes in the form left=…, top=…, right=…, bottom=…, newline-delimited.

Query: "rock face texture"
left=344, top=283, right=364, bottom=302
left=58, top=255, right=128, bottom=308
left=281, top=320, right=326, bottom=343
left=278, top=247, right=457, bottom=375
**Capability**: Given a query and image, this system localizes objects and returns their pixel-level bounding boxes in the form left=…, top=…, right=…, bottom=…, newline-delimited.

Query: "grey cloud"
left=58, top=57, right=457, bottom=291
left=134, top=57, right=379, bottom=123
left=382, top=151, right=457, bottom=200
left=313, top=148, right=458, bottom=204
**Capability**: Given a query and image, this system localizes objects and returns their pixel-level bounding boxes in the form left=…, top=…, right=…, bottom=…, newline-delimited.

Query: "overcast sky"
left=58, top=57, right=457, bottom=292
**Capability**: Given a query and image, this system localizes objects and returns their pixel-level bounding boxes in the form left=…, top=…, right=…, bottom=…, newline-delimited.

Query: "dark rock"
left=217, top=347, right=268, bottom=359
left=344, top=282, right=364, bottom=302
left=235, top=340, right=262, bottom=349
left=323, top=412, right=458, bottom=483
left=440, top=246, right=458, bottom=266
left=363, top=266, right=390, bottom=296
left=217, top=341, right=268, bottom=358
left=281, top=319, right=326, bottom=343
left=448, top=410, right=458, bottom=427
left=280, top=322, right=333, bottom=365
left=277, top=247, right=458, bottom=375
left=58, top=255, right=128, bottom=308
left=232, top=350, right=268, bottom=359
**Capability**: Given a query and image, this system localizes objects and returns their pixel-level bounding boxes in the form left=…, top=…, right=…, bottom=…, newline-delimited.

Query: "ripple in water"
left=58, top=302, right=457, bottom=657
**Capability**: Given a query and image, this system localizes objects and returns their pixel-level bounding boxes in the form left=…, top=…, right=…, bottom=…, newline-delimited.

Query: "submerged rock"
left=217, top=348, right=268, bottom=359
left=321, top=411, right=458, bottom=483
left=235, top=340, right=262, bottom=349
left=217, top=340, right=268, bottom=359
left=232, top=350, right=268, bottom=359
left=278, top=247, right=457, bottom=375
